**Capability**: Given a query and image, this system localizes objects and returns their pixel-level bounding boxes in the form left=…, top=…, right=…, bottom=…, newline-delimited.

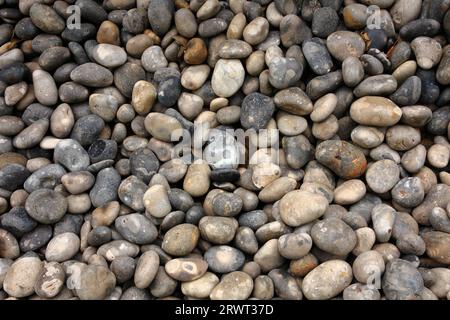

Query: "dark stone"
left=88, top=139, right=118, bottom=163
left=53, top=214, right=84, bottom=236
left=0, top=62, right=29, bottom=85
left=0, top=207, right=37, bottom=237
left=129, top=147, right=159, bottom=184
left=240, top=93, right=275, bottom=130
left=0, top=164, right=30, bottom=192
left=210, top=169, right=241, bottom=183
left=19, top=225, right=53, bottom=252
left=158, top=77, right=181, bottom=107
left=71, top=114, right=105, bottom=147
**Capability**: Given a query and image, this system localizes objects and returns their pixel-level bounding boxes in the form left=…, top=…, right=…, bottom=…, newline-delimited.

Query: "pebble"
left=92, top=44, right=127, bottom=68
left=239, top=93, right=275, bottom=131
left=302, top=260, right=353, bottom=300
left=312, top=7, right=339, bottom=38
left=204, top=245, right=245, bottom=273
left=311, top=218, right=357, bottom=256
left=211, top=59, right=245, bottom=98
left=279, top=190, right=328, bottom=227
left=268, top=57, right=302, bottom=89
left=54, top=139, right=90, bottom=172
left=382, top=259, right=424, bottom=300
left=115, top=213, right=158, bottom=245
left=366, top=159, right=400, bottom=194
left=45, top=232, right=80, bottom=262
left=3, top=255, right=43, bottom=298
left=391, top=177, right=425, bottom=208
left=0, top=229, right=20, bottom=259
left=162, top=223, right=199, bottom=256
left=13, top=119, right=49, bottom=149
left=278, top=233, right=312, bottom=260
left=134, top=250, right=159, bottom=289
left=34, top=261, right=65, bottom=298
left=334, top=179, right=367, bottom=205
left=75, top=264, right=116, bottom=300
left=164, top=258, right=208, bottom=282
left=243, top=17, right=269, bottom=46
left=327, top=31, right=365, bottom=62
left=181, top=272, right=219, bottom=299
left=315, top=140, right=367, bottom=179
left=274, top=87, right=313, bottom=116
left=70, top=63, right=114, bottom=88
left=210, top=271, right=253, bottom=300
left=350, top=96, right=402, bottom=127
left=25, top=189, right=67, bottom=224
left=144, top=113, right=182, bottom=143
left=199, top=216, right=238, bottom=245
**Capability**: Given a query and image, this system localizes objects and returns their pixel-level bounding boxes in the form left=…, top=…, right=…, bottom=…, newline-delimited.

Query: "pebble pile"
left=0, top=0, right=450, bottom=300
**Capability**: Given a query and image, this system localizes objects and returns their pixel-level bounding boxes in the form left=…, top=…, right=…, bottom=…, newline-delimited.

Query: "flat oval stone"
left=278, top=232, right=312, bottom=260
left=204, top=245, right=245, bottom=273
left=0, top=228, right=20, bottom=259
left=199, top=216, right=238, bottom=244
left=210, top=271, right=253, bottom=300
left=366, top=159, right=400, bottom=194
left=92, top=44, right=127, bottom=68
left=354, top=75, right=398, bottom=98
left=240, top=93, right=275, bottom=130
left=117, top=175, right=147, bottom=211
left=70, top=63, right=114, bottom=88
left=327, top=31, right=365, bottom=62
left=422, top=231, right=450, bottom=265
left=134, top=250, right=159, bottom=289
left=97, top=240, right=140, bottom=261
left=45, top=232, right=80, bottom=262
left=0, top=164, right=30, bottom=192
left=29, top=4, right=65, bottom=35
left=34, top=261, right=65, bottom=298
left=33, top=70, right=58, bottom=106
left=386, top=125, right=421, bottom=151
left=302, top=38, right=333, bottom=76
left=350, top=96, right=402, bottom=127
left=315, top=140, right=367, bottom=179
left=89, top=167, right=121, bottom=208
left=390, top=76, right=422, bottom=106
left=279, top=190, right=328, bottom=227
left=243, top=17, right=269, bottom=46
left=274, top=87, right=313, bottom=116
left=54, top=139, right=90, bottom=172
left=25, top=189, right=67, bottom=224
left=144, top=113, right=182, bottom=143
left=0, top=207, right=36, bottom=237
left=75, top=264, right=116, bottom=300
left=302, top=260, right=353, bottom=300
left=143, top=184, right=171, bottom=218
left=268, top=57, right=303, bottom=89
left=3, top=255, right=43, bottom=298
left=334, top=179, right=367, bottom=205
left=219, top=40, right=252, bottom=59
left=311, top=218, right=357, bottom=256
left=162, top=223, right=199, bottom=256
left=19, top=225, right=52, bottom=252
left=181, top=272, right=219, bottom=299
left=165, top=258, right=208, bottom=282
left=147, top=0, right=174, bottom=37
left=382, top=259, right=424, bottom=300
left=211, top=59, right=245, bottom=98
left=13, top=119, right=49, bottom=149
left=115, top=213, right=158, bottom=245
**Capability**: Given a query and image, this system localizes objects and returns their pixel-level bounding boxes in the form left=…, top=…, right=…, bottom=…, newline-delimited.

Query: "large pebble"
left=302, top=260, right=353, bottom=300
